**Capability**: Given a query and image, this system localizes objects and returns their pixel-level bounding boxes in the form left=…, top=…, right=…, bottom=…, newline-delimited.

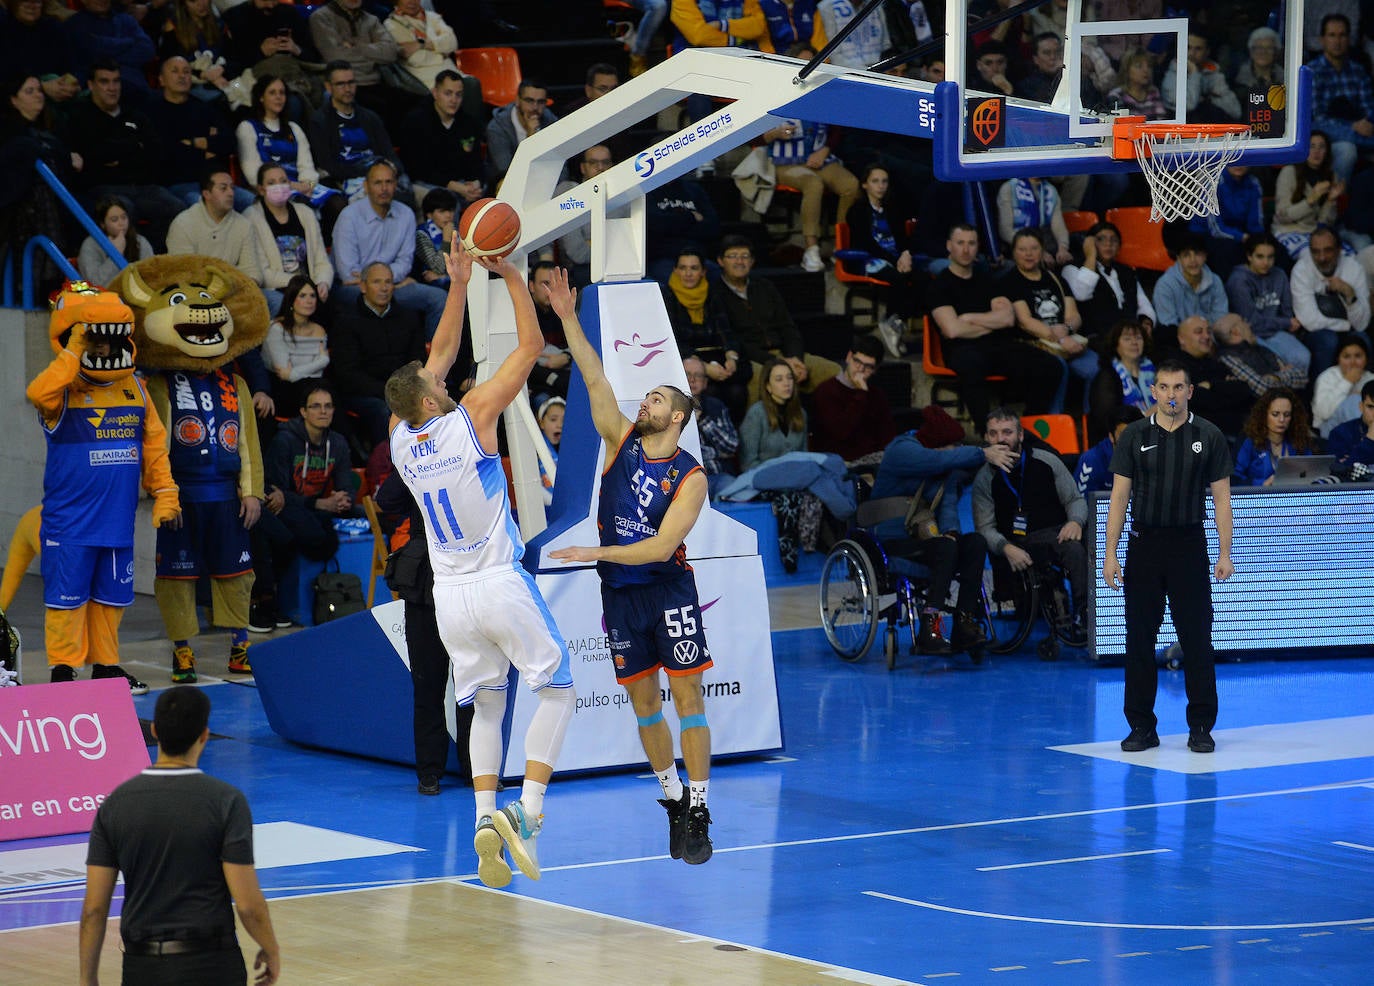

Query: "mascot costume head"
left=110, top=255, right=269, bottom=373
left=47, top=280, right=137, bottom=384
left=109, top=255, right=270, bottom=680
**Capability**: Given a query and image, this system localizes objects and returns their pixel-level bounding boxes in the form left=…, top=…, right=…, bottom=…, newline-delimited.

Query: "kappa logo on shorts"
left=672, top=639, right=699, bottom=665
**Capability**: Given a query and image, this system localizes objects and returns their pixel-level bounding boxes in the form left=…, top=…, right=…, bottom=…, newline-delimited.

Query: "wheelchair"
left=818, top=496, right=990, bottom=669
left=985, top=558, right=1086, bottom=662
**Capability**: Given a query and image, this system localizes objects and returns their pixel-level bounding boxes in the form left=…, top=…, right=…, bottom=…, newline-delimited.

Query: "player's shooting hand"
left=474, top=254, right=519, bottom=280
left=445, top=235, right=474, bottom=285
left=549, top=545, right=599, bottom=563
left=547, top=267, right=578, bottom=319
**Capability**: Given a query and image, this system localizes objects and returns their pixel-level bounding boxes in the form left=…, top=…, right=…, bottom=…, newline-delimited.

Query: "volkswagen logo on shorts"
left=634, top=151, right=655, bottom=179
left=672, top=639, right=698, bottom=665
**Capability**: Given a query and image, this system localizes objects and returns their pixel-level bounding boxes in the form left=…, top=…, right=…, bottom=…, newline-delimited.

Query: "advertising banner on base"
left=503, top=555, right=781, bottom=775
left=0, top=679, right=150, bottom=842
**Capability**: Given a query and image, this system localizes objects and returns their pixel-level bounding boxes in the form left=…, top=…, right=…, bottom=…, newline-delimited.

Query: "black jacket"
left=330, top=296, right=427, bottom=399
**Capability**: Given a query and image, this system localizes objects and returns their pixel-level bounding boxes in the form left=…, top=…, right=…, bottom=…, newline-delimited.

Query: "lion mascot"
left=25, top=282, right=181, bottom=690
left=110, top=256, right=269, bottom=683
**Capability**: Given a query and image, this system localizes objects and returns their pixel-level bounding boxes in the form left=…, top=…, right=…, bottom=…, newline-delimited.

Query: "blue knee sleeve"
left=679, top=713, right=708, bottom=732
left=636, top=710, right=665, bottom=728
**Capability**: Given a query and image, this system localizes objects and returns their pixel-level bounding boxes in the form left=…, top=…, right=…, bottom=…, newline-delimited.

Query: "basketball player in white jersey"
left=385, top=241, right=576, bottom=889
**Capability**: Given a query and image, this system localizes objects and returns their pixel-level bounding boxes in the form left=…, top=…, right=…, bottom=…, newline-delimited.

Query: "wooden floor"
left=3, top=881, right=874, bottom=986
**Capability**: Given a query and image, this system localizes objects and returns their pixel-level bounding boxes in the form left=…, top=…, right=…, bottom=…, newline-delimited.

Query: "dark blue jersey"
left=597, top=428, right=703, bottom=588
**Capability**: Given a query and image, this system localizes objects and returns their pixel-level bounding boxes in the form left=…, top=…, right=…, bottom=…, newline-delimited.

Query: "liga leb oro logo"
left=966, top=96, right=1006, bottom=152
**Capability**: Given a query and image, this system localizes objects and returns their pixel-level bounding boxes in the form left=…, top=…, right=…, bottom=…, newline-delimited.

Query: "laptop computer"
left=1271, top=454, right=1337, bottom=486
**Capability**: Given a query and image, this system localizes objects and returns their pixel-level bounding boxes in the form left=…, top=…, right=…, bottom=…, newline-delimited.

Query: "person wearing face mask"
left=244, top=162, right=335, bottom=311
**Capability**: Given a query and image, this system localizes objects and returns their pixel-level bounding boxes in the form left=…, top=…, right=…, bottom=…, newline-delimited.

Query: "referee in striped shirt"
left=1103, top=360, right=1234, bottom=754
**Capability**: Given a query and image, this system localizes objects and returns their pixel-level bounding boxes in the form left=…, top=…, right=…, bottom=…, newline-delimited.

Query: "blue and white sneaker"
left=491, top=800, right=542, bottom=880
left=473, top=815, right=511, bottom=889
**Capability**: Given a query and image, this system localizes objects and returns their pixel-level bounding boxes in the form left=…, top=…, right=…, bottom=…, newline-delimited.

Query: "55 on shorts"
left=601, top=571, right=713, bottom=684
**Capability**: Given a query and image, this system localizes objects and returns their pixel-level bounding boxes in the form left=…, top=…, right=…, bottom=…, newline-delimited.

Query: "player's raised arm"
left=547, top=267, right=630, bottom=447
left=423, top=237, right=474, bottom=384
left=460, top=256, right=546, bottom=450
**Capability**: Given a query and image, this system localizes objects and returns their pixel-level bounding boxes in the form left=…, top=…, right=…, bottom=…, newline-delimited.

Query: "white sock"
left=474, top=789, right=497, bottom=827
left=656, top=765, right=684, bottom=802
left=520, top=780, right=547, bottom=818
left=689, top=779, right=709, bottom=809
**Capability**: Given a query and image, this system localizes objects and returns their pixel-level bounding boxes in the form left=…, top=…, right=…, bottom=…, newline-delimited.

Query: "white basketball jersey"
left=390, top=408, right=524, bottom=582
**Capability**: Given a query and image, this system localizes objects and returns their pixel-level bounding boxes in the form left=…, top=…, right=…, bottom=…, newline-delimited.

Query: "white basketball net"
left=1133, top=128, right=1252, bottom=222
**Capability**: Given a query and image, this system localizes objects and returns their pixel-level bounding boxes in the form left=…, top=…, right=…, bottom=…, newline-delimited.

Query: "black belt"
left=124, top=934, right=238, bottom=957
left=1132, top=524, right=1204, bottom=535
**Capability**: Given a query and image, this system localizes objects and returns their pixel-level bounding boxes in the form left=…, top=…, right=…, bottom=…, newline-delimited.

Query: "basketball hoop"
left=1110, top=117, right=1253, bottom=222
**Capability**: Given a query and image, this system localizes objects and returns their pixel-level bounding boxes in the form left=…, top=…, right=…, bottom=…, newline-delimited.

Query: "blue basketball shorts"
left=41, top=540, right=135, bottom=609
left=155, top=499, right=254, bottom=579
left=601, top=571, right=713, bottom=684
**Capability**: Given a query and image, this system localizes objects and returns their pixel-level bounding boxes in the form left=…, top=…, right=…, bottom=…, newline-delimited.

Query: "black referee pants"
left=1122, top=526, right=1217, bottom=733
left=406, top=600, right=473, bottom=784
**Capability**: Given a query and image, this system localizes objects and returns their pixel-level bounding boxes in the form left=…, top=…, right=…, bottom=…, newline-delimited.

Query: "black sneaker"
left=950, top=611, right=988, bottom=652
left=683, top=804, right=713, bottom=865
left=92, top=664, right=149, bottom=695
left=1187, top=729, right=1215, bottom=753
left=50, top=664, right=78, bottom=683
left=1120, top=726, right=1160, bottom=752
left=247, top=602, right=274, bottom=635
left=417, top=776, right=441, bottom=796
left=658, top=789, right=689, bottom=859
left=914, top=611, right=952, bottom=654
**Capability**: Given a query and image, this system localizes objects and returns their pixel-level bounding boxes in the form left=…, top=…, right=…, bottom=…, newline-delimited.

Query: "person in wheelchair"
left=870, top=405, right=1014, bottom=654
left=972, top=408, right=1091, bottom=647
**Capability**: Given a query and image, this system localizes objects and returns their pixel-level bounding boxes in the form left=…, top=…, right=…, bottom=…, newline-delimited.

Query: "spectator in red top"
left=809, top=335, right=897, bottom=465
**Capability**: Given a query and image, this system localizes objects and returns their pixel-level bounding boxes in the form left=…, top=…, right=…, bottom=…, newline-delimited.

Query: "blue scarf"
left=419, top=218, right=444, bottom=250
left=1010, top=179, right=1053, bottom=232
left=1114, top=357, right=1155, bottom=411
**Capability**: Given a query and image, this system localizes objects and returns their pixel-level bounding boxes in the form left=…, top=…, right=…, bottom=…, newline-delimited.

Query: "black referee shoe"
left=1120, top=726, right=1160, bottom=752
left=1187, top=729, right=1215, bottom=753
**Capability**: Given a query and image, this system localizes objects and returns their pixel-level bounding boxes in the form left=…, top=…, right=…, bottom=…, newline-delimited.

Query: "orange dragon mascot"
left=26, top=282, right=181, bottom=691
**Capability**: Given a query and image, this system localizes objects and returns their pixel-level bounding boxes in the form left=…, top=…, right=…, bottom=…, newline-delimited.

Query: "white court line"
left=1334, top=841, right=1374, bottom=853
left=976, top=849, right=1169, bottom=872
left=863, top=892, right=1374, bottom=932
left=530, top=775, right=1374, bottom=875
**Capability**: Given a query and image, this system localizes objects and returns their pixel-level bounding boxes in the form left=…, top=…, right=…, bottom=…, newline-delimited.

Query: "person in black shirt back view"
left=1102, top=360, right=1234, bottom=755
left=80, top=686, right=281, bottom=985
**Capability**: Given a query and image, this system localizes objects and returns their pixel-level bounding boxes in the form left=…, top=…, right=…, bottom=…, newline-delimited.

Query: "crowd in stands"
left=7, top=1, right=1374, bottom=632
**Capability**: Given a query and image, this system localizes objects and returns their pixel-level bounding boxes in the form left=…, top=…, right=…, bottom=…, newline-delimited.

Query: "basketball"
left=458, top=198, right=522, bottom=259
left=1268, top=85, right=1286, bottom=111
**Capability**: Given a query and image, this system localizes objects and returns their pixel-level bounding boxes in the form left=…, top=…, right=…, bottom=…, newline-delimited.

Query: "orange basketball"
left=458, top=198, right=522, bottom=259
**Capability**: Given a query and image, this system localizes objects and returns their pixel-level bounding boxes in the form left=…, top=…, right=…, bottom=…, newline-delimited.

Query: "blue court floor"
left=3, top=622, right=1373, bottom=985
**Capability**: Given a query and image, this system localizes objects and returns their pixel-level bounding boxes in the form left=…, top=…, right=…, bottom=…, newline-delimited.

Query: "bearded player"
left=546, top=268, right=716, bottom=865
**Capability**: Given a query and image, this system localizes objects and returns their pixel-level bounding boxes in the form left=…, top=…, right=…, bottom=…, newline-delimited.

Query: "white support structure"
left=483, top=47, right=939, bottom=540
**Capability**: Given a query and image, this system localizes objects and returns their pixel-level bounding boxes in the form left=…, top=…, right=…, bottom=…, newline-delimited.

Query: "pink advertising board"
left=0, top=679, right=151, bottom=842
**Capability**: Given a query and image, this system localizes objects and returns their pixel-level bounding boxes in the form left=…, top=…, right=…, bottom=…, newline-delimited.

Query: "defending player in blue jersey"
left=385, top=240, right=576, bottom=889
left=546, top=268, right=717, bottom=865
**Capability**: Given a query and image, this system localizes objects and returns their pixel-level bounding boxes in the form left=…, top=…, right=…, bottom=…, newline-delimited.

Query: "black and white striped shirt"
left=1109, top=412, right=1232, bottom=528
